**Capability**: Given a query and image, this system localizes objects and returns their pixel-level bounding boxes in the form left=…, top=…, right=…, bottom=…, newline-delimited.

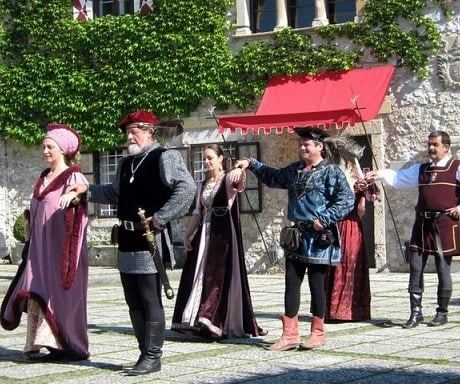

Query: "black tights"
left=408, top=251, right=452, bottom=295
left=284, top=258, right=328, bottom=318
left=120, top=272, right=165, bottom=323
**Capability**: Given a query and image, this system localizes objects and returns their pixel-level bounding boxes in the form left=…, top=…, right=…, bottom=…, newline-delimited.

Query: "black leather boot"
left=402, top=293, right=423, bottom=329
left=125, top=321, right=164, bottom=376
left=123, top=311, right=145, bottom=371
left=428, top=290, right=451, bottom=327
left=428, top=311, right=447, bottom=326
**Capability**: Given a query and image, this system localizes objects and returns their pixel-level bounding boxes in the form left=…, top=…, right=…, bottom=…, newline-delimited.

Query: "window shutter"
left=136, top=0, right=153, bottom=14
left=73, top=0, right=94, bottom=20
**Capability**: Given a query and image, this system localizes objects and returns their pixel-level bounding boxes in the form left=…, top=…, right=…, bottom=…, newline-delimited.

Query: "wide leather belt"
left=295, top=221, right=313, bottom=231
left=417, top=211, right=449, bottom=220
left=120, top=220, right=145, bottom=231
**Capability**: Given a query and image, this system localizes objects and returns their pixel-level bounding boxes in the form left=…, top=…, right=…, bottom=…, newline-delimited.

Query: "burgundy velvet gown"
left=325, top=193, right=371, bottom=322
left=171, top=175, right=263, bottom=338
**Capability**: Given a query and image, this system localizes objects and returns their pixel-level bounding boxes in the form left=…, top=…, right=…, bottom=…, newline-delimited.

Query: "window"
left=85, top=0, right=153, bottom=18
left=251, top=0, right=277, bottom=33
left=328, top=0, right=356, bottom=24
left=73, top=0, right=94, bottom=20
left=189, top=142, right=261, bottom=213
left=91, top=149, right=126, bottom=217
left=93, top=0, right=134, bottom=17
left=288, top=0, right=315, bottom=29
left=250, top=0, right=356, bottom=32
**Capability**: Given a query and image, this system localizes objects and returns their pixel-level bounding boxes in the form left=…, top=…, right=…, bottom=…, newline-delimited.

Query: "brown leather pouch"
left=280, top=226, right=301, bottom=251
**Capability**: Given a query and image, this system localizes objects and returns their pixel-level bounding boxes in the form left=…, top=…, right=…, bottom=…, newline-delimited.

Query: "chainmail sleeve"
left=155, top=149, right=197, bottom=225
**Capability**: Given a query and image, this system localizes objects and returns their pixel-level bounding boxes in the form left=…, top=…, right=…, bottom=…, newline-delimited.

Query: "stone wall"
left=378, top=11, right=460, bottom=271
left=0, top=141, right=44, bottom=259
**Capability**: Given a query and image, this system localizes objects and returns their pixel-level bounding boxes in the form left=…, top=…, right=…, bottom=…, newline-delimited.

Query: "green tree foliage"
left=0, top=0, right=447, bottom=151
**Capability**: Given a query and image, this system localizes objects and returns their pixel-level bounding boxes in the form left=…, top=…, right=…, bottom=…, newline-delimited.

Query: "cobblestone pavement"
left=0, top=265, right=459, bottom=384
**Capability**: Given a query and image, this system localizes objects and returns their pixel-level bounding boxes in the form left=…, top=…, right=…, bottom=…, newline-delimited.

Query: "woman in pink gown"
left=1, top=123, right=90, bottom=361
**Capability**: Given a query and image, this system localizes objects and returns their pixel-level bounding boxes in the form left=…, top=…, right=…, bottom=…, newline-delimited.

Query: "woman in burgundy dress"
left=324, top=137, right=379, bottom=322
left=325, top=179, right=370, bottom=322
left=171, top=144, right=265, bottom=339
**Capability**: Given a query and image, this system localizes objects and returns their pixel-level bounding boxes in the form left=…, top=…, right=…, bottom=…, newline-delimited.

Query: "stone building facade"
left=1, top=1, right=459, bottom=272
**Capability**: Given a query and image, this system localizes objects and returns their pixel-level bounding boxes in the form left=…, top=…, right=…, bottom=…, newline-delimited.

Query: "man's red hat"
left=119, top=110, right=160, bottom=132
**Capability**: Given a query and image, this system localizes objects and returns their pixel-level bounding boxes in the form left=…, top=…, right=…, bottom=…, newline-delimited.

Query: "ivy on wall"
left=0, top=0, right=448, bottom=151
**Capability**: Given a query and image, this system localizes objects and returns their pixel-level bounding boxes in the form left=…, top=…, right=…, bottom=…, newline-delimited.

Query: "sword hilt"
left=138, top=208, right=156, bottom=243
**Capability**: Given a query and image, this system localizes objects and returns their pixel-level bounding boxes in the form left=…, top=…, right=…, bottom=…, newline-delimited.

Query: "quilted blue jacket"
left=248, top=158, right=354, bottom=265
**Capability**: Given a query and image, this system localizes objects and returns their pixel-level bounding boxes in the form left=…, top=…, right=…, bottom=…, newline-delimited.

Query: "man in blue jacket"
left=234, top=126, right=354, bottom=350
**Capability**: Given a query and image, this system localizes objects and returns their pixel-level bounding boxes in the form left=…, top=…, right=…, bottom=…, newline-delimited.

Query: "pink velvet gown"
left=1, top=167, right=90, bottom=359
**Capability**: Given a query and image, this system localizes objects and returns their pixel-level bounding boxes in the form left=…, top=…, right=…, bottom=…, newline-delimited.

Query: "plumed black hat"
left=293, top=126, right=329, bottom=141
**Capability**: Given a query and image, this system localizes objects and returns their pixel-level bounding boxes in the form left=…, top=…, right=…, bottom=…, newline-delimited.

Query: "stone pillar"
left=234, top=0, right=252, bottom=36
left=355, top=0, right=366, bottom=22
left=274, top=0, right=288, bottom=31
left=312, top=0, right=329, bottom=27
left=356, top=0, right=366, bottom=12
left=370, top=123, right=387, bottom=272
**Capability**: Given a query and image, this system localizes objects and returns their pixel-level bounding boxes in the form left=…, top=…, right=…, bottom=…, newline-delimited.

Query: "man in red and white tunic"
left=366, top=131, right=460, bottom=328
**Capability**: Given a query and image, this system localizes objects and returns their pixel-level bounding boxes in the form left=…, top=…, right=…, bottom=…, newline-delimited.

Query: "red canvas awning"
left=217, top=66, right=395, bottom=135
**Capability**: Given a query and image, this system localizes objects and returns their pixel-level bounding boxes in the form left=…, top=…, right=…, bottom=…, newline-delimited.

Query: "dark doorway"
left=354, top=135, right=375, bottom=268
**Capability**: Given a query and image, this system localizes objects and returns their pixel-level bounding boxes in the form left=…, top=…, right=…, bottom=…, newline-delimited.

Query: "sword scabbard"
left=137, top=208, right=175, bottom=300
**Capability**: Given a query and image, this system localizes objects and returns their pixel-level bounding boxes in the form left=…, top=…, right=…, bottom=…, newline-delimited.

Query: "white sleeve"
left=378, top=164, right=420, bottom=188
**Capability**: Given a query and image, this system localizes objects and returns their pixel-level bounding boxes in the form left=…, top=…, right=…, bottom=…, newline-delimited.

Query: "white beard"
left=127, top=143, right=143, bottom=155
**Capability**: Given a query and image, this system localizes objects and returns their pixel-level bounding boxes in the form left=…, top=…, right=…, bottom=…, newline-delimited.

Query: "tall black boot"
left=123, top=310, right=145, bottom=371
left=402, top=293, right=423, bottom=329
left=125, top=321, right=164, bottom=376
left=428, top=289, right=451, bottom=327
